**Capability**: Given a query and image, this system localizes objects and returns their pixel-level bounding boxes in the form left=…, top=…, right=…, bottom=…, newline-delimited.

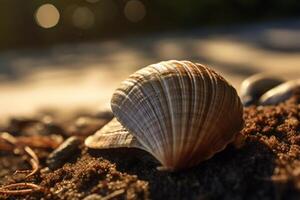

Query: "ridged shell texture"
left=109, top=60, right=243, bottom=170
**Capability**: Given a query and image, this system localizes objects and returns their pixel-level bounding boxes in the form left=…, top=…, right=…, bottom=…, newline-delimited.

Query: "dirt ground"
left=1, top=95, right=300, bottom=199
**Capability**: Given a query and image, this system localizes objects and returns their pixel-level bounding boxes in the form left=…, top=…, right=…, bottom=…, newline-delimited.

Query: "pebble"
left=46, top=136, right=81, bottom=170
left=240, top=74, right=284, bottom=106
left=259, top=79, right=300, bottom=105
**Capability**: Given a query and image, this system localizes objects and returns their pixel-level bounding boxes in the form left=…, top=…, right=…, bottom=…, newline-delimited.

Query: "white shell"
left=85, top=60, right=244, bottom=171
left=85, top=118, right=142, bottom=149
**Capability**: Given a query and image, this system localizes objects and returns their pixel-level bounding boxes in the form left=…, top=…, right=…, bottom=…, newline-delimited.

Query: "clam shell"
left=259, top=79, right=300, bottom=105
left=86, top=60, right=244, bottom=171
left=240, top=74, right=284, bottom=106
left=85, top=117, right=143, bottom=149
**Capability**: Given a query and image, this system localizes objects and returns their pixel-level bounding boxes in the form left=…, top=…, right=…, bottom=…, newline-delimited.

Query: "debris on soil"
left=241, top=94, right=300, bottom=189
left=46, top=136, right=81, bottom=170
left=40, top=153, right=149, bottom=200
left=0, top=182, right=42, bottom=196
left=0, top=134, right=63, bottom=150
left=1, top=97, right=300, bottom=199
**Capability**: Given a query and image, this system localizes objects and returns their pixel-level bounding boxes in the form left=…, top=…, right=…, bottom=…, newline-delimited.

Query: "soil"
left=1, top=95, right=300, bottom=200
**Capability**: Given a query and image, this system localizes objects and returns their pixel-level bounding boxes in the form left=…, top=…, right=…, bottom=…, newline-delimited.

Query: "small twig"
left=17, top=135, right=62, bottom=149
left=0, top=132, right=62, bottom=150
left=0, top=132, right=17, bottom=145
left=24, top=146, right=39, bottom=163
left=0, top=182, right=42, bottom=195
left=0, top=132, right=43, bottom=197
left=24, top=146, right=40, bottom=178
left=102, top=189, right=125, bottom=200
left=0, top=132, right=40, bottom=178
left=14, top=170, right=32, bottom=175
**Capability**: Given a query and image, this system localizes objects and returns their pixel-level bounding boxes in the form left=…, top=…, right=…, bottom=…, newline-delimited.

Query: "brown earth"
left=1, top=95, right=300, bottom=199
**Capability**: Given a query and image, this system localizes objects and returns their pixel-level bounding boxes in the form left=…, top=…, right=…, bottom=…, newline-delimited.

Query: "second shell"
left=85, top=60, right=244, bottom=171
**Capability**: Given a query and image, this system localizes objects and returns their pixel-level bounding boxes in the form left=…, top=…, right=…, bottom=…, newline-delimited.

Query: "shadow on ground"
left=88, top=141, right=282, bottom=200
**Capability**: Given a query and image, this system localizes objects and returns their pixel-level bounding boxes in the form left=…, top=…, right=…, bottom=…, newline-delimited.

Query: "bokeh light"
left=124, top=0, right=146, bottom=23
left=72, top=6, right=95, bottom=29
left=35, top=4, right=60, bottom=29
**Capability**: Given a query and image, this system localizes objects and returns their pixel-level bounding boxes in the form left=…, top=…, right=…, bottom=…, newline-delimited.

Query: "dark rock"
left=46, top=136, right=81, bottom=170
left=259, top=79, right=300, bottom=105
left=240, top=74, right=284, bottom=106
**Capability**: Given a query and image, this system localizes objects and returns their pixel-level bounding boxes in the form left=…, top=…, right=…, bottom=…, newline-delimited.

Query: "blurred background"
left=0, top=0, right=300, bottom=119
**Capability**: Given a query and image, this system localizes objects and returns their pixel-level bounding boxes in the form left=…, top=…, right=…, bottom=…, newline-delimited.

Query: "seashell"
left=259, top=79, right=300, bottom=105
left=85, top=118, right=143, bottom=149
left=240, top=74, right=284, bottom=106
left=85, top=60, right=244, bottom=171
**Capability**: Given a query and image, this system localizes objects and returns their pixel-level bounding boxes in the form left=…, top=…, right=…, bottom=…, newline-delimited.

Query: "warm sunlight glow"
left=35, top=4, right=60, bottom=29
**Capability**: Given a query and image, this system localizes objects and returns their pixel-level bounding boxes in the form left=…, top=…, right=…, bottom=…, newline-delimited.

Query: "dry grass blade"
left=0, top=132, right=40, bottom=177
left=24, top=146, right=40, bottom=178
left=0, top=183, right=42, bottom=195
left=16, top=135, right=62, bottom=149
left=0, top=132, right=62, bottom=149
left=0, top=132, right=17, bottom=145
left=102, top=189, right=125, bottom=200
left=0, top=133, right=43, bottom=196
left=14, top=170, right=32, bottom=175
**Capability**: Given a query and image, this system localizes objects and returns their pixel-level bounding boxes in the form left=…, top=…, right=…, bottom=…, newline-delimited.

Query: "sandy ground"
left=0, top=19, right=300, bottom=120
